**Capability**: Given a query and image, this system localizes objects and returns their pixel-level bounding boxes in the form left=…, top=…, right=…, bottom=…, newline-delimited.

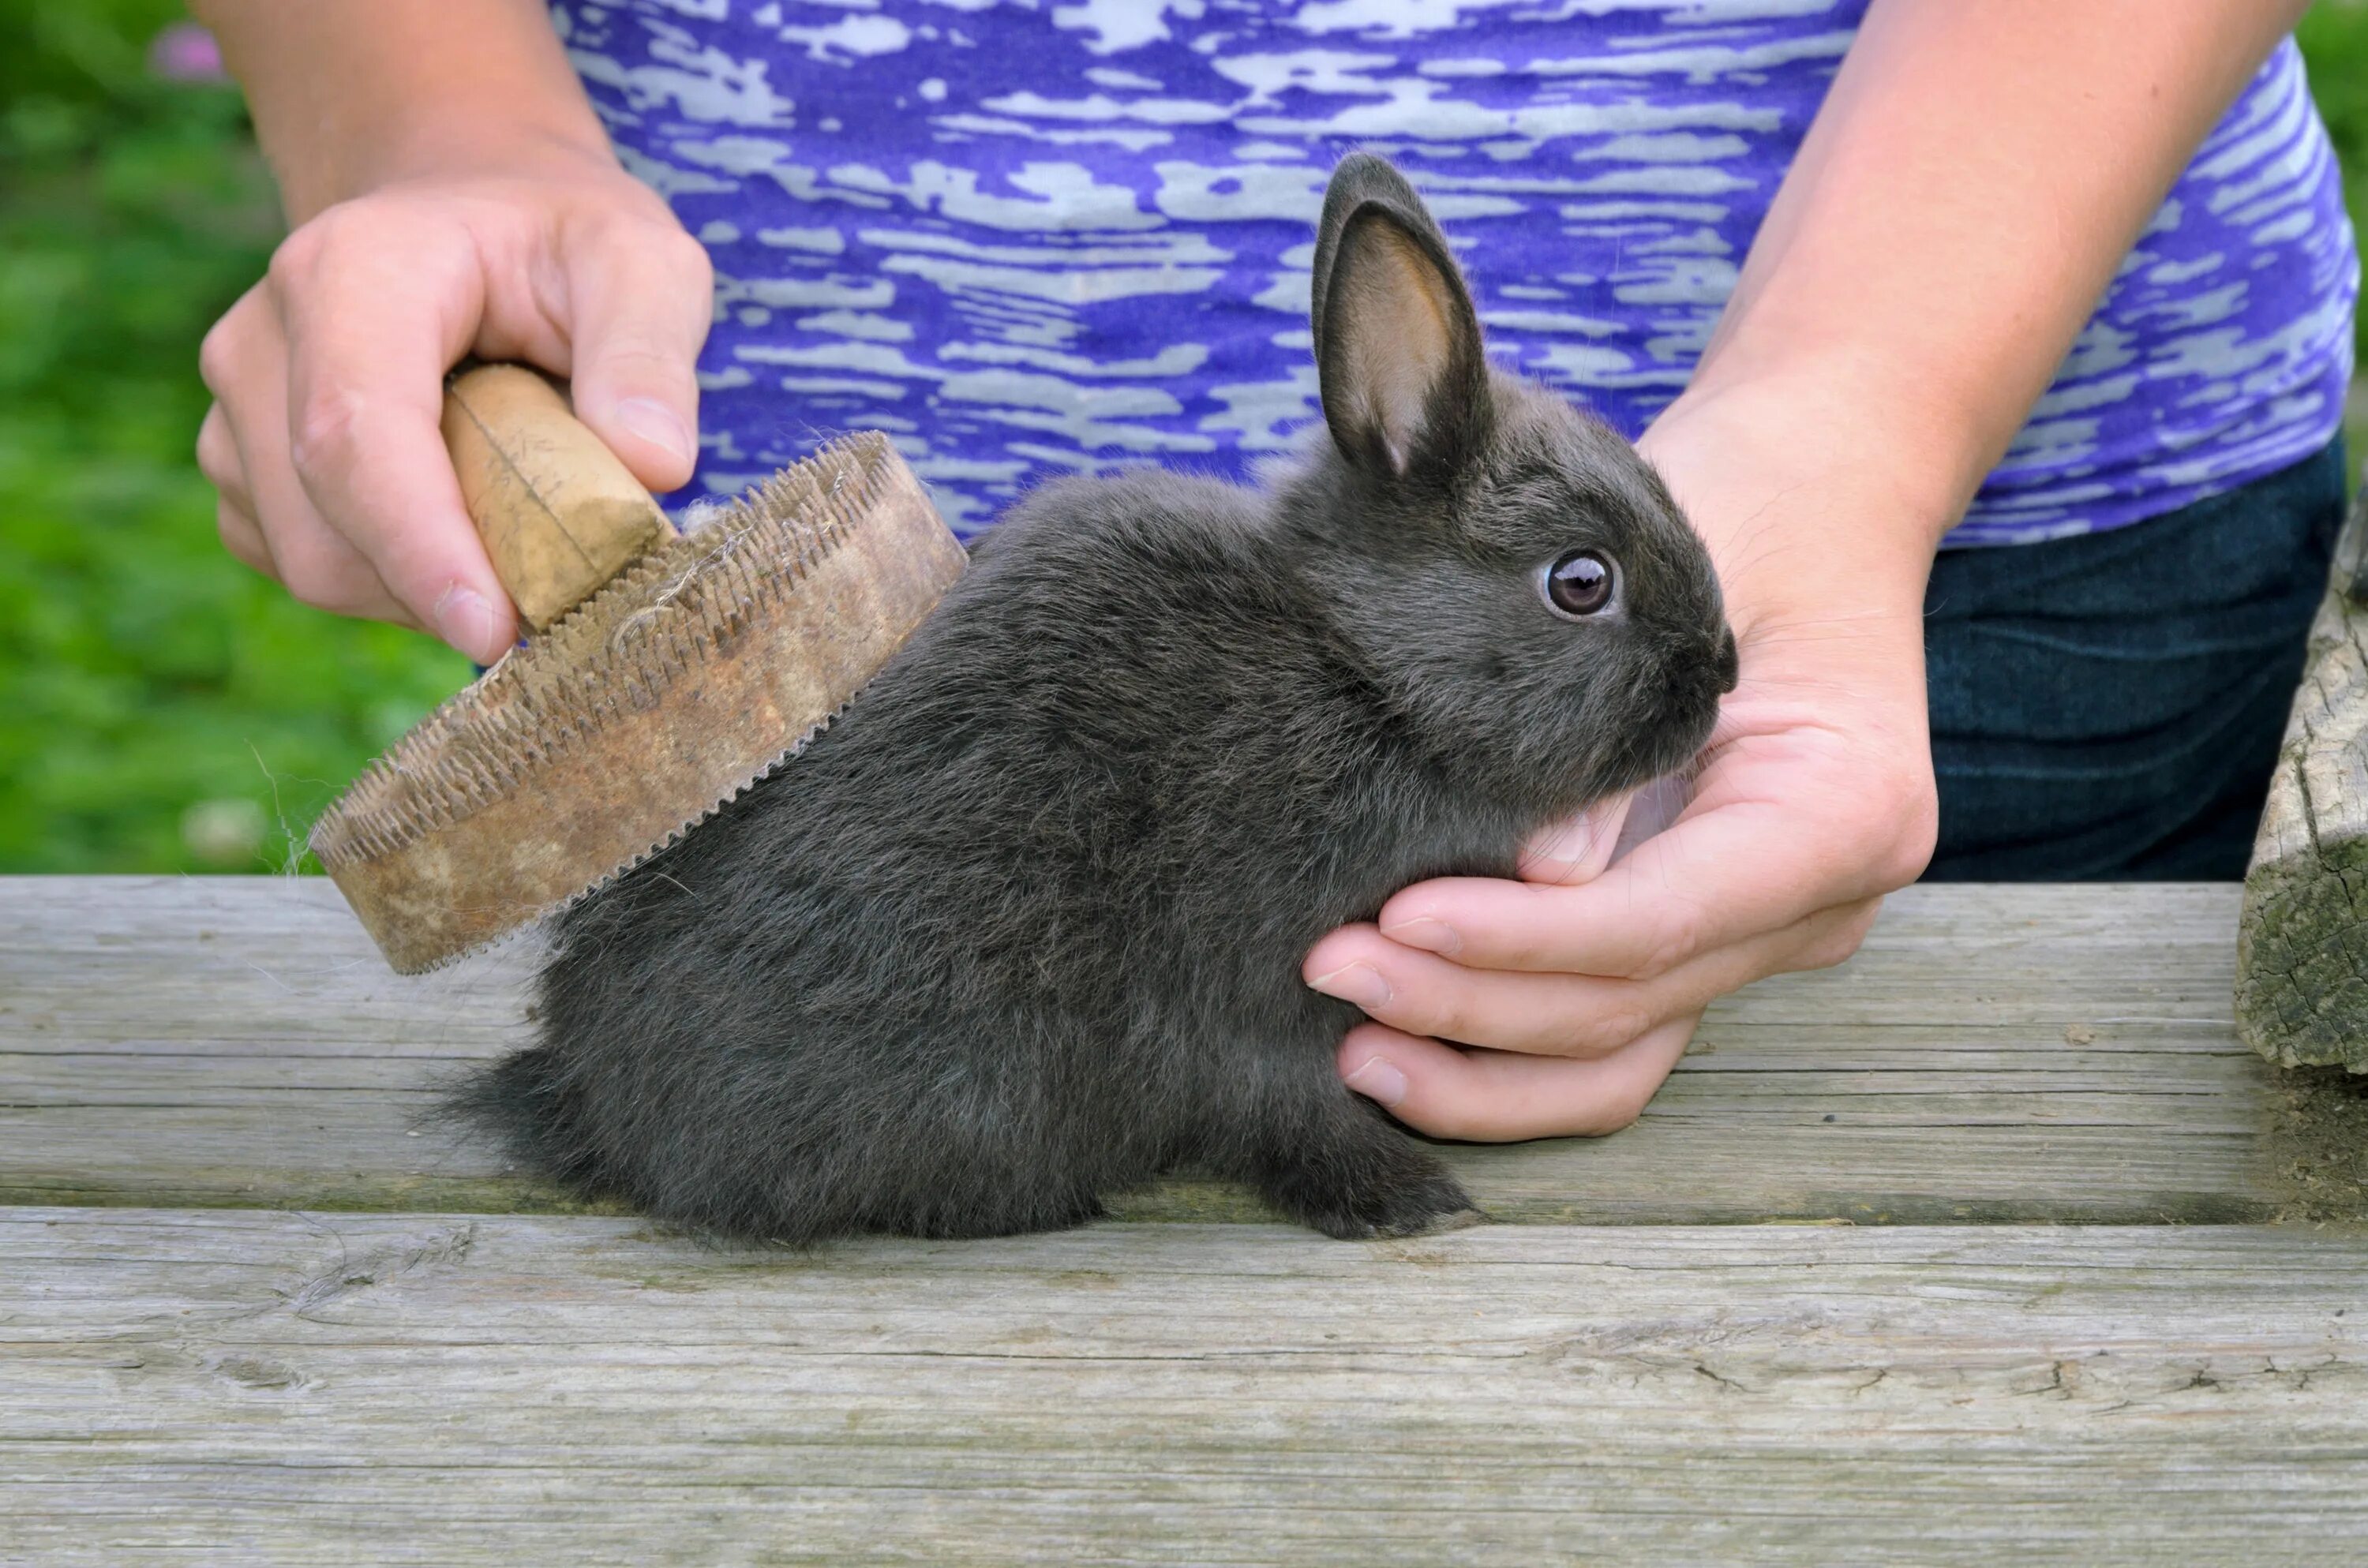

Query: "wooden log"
left=6, top=877, right=2365, bottom=1225
left=4, top=1208, right=2367, bottom=1566
left=2239, top=479, right=2368, bottom=1072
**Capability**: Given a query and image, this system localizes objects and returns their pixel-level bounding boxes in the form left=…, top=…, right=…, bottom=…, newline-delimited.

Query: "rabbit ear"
left=1310, top=154, right=1492, bottom=481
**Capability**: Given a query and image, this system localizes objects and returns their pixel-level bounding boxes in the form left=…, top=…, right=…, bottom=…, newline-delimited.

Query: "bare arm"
left=190, top=1, right=712, bottom=661
left=1317, top=0, right=2314, bottom=1136
left=193, top=0, right=609, bottom=222
left=1677, top=0, right=2311, bottom=609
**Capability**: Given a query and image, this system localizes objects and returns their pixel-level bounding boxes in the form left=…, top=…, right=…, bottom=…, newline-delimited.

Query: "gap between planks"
left=2, top=877, right=2364, bottom=1224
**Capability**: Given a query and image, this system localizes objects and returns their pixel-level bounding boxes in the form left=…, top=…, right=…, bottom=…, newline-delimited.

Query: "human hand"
left=196, top=142, right=713, bottom=661
left=1305, top=384, right=1943, bottom=1139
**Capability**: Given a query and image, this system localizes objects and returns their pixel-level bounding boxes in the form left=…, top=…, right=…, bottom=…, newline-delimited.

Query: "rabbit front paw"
left=1243, top=1118, right=1486, bottom=1240
left=1279, top=1165, right=1487, bottom=1241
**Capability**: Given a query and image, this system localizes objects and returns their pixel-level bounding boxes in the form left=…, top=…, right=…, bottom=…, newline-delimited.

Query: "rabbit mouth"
left=1628, top=687, right=1724, bottom=789
left=1579, top=709, right=1716, bottom=806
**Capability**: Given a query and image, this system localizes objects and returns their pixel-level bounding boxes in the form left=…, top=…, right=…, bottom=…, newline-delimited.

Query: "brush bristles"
left=309, top=432, right=899, bottom=868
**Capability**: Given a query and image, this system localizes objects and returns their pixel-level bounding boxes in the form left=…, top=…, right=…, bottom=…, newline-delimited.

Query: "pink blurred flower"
left=148, top=21, right=228, bottom=84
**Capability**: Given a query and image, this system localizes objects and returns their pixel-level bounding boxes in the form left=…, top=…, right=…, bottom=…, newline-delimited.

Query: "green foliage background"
left=2, top=2, right=2366, bottom=874
left=0, top=0, right=469, bottom=875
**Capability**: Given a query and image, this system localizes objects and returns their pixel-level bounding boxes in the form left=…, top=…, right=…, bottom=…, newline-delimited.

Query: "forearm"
left=1658, top=0, right=2307, bottom=609
left=191, top=0, right=611, bottom=219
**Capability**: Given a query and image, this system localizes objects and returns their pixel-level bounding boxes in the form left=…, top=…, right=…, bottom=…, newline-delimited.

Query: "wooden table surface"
left=4, top=876, right=2366, bottom=1565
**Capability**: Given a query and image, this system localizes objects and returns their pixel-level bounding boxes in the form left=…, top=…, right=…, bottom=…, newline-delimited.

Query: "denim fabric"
left=1921, top=438, right=2350, bottom=881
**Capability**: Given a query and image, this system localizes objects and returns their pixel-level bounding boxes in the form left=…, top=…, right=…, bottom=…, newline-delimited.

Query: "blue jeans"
left=1921, top=437, right=2350, bottom=881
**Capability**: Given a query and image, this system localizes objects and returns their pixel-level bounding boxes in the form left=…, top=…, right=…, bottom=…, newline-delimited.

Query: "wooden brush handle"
left=439, top=364, right=673, bottom=631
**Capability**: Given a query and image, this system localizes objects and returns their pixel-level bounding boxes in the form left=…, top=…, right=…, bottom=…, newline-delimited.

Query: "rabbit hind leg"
left=890, top=1175, right=1111, bottom=1241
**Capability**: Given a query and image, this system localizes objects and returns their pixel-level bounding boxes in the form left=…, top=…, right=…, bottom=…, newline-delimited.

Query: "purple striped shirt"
left=556, top=0, right=2359, bottom=546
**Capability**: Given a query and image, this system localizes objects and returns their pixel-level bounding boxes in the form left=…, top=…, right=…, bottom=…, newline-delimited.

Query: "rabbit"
left=448, top=152, right=1739, bottom=1244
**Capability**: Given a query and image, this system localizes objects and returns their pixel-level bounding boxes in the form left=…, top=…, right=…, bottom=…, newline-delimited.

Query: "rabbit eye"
left=1542, top=551, right=1617, bottom=619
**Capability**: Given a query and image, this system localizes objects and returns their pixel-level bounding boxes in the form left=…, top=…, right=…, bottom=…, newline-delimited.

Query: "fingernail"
left=1380, top=915, right=1459, bottom=956
left=615, top=397, right=692, bottom=466
left=1307, top=961, right=1392, bottom=1011
left=433, top=584, right=498, bottom=661
left=1344, top=1055, right=1408, bottom=1107
left=1527, top=813, right=1600, bottom=876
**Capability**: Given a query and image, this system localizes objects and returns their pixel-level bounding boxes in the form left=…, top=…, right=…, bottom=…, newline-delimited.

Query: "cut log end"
left=2238, top=477, right=2368, bottom=1073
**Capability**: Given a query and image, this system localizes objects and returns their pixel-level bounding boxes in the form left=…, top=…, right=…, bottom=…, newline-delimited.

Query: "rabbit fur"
left=449, top=152, right=1737, bottom=1244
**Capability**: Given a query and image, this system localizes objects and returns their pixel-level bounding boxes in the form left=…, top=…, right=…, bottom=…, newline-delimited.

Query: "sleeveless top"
left=553, top=0, right=2358, bottom=547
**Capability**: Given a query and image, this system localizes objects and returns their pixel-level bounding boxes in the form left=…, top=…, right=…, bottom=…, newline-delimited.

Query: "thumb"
left=1517, top=787, right=1634, bottom=885
left=557, top=223, right=714, bottom=494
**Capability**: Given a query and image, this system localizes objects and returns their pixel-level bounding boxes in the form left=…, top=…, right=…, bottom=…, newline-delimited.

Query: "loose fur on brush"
left=448, top=152, right=1738, bottom=1243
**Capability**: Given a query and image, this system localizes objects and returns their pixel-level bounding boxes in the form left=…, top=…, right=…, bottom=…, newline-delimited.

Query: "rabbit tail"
left=442, top=1046, right=620, bottom=1200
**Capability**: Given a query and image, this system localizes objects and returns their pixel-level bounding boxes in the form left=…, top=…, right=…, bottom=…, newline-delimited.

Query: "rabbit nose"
left=1714, top=627, right=1739, bottom=694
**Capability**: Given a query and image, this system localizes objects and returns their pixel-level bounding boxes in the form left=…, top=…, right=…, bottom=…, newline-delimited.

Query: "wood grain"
left=3, top=1208, right=2366, bottom=1566
left=2239, top=483, right=2368, bottom=1072
left=7, top=877, right=2359, bottom=1223
left=440, top=363, right=667, bottom=631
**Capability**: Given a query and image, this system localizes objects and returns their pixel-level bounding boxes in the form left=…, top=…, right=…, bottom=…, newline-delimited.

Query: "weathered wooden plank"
left=2239, top=481, right=2368, bottom=1072
left=5, top=878, right=2363, bottom=1223
left=2, top=1208, right=2366, bottom=1566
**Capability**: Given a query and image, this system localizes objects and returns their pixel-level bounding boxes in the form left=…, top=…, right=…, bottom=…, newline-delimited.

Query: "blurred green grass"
left=2, top=3, right=2365, bottom=874
left=2302, top=1, right=2368, bottom=458
left=0, top=1, right=470, bottom=874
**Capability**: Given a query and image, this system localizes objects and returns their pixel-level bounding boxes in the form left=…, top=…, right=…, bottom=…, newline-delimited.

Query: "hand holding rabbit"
left=1312, top=375, right=1940, bottom=1142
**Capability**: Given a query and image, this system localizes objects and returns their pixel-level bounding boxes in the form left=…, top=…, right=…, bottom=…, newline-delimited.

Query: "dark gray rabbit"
left=451, top=152, right=1737, bottom=1242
